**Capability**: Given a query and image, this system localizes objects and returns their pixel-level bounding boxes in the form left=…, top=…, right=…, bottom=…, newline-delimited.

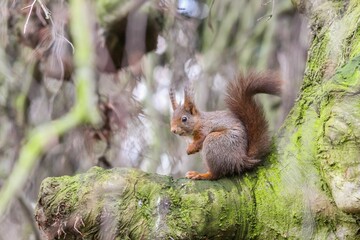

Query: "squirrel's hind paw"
left=185, top=171, right=215, bottom=180
left=185, top=171, right=200, bottom=179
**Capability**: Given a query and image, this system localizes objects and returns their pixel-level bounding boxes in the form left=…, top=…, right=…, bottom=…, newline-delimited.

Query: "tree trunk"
left=35, top=0, right=360, bottom=239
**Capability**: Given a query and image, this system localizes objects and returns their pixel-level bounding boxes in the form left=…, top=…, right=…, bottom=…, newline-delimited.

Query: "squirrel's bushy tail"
left=225, top=71, right=282, bottom=162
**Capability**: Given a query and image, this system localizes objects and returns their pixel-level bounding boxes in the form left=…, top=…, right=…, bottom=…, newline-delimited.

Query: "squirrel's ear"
left=169, top=88, right=178, bottom=110
left=184, top=84, right=198, bottom=115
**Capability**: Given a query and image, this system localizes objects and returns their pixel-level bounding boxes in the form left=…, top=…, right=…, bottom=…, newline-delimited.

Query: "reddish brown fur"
left=226, top=71, right=282, bottom=159
left=170, top=72, right=282, bottom=180
left=186, top=128, right=205, bottom=154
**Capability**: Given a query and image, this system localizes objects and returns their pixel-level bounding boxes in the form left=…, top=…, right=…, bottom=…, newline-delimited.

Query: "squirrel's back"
left=225, top=72, right=282, bottom=160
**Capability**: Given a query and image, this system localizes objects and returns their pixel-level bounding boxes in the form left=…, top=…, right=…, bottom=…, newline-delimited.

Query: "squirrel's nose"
left=171, top=128, right=177, bottom=134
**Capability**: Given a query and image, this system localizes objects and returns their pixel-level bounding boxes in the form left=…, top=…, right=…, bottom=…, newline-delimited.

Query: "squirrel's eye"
left=181, top=116, right=188, bottom=122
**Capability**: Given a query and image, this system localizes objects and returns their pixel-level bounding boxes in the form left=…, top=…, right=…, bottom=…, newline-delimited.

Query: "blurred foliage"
left=0, top=0, right=309, bottom=239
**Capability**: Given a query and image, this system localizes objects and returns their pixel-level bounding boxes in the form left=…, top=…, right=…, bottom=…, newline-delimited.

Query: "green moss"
left=341, top=2, right=360, bottom=59
left=162, top=177, right=255, bottom=239
left=36, top=167, right=260, bottom=239
left=304, top=33, right=330, bottom=87
left=251, top=8, right=360, bottom=234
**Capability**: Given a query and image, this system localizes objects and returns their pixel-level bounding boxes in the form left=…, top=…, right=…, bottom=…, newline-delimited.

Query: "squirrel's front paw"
left=186, top=145, right=199, bottom=155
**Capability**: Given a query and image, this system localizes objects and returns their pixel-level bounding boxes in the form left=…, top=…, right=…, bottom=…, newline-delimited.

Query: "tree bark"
left=36, top=167, right=254, bottom=239
left=35, top=0, right=360, bottom=239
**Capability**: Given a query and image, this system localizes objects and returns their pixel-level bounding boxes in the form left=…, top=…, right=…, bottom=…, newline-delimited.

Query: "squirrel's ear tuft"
left=169, top=88, right=178, bottom=110
left=184, top=84, right=198, bottom=115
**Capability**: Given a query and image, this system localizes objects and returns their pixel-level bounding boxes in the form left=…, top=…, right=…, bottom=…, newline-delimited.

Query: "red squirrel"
left=170, top=72, right=282, bottom=180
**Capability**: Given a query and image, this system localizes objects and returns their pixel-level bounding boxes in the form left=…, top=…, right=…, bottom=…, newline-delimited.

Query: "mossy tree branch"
left=36, top=167, right=255, bottom=239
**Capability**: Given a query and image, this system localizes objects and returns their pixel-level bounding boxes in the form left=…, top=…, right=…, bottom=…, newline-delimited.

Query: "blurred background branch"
left=0, top=0, right=101, bottom=215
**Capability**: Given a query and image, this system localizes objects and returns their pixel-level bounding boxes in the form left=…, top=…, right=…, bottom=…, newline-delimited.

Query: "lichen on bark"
left=35, top=167, right=257, bottom=239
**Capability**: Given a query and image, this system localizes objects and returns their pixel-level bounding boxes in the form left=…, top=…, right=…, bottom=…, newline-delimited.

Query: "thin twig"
left=38, top=0, right=51, bottom=19
left=23, top=0, right=37, bottom=34
left=59, top=35, right=75, bottom=54
left=49, top=17, right=75, bottom=54
left=257, top=0, right=275, bottom=22
left=23, top=0, right=51, bottom=34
